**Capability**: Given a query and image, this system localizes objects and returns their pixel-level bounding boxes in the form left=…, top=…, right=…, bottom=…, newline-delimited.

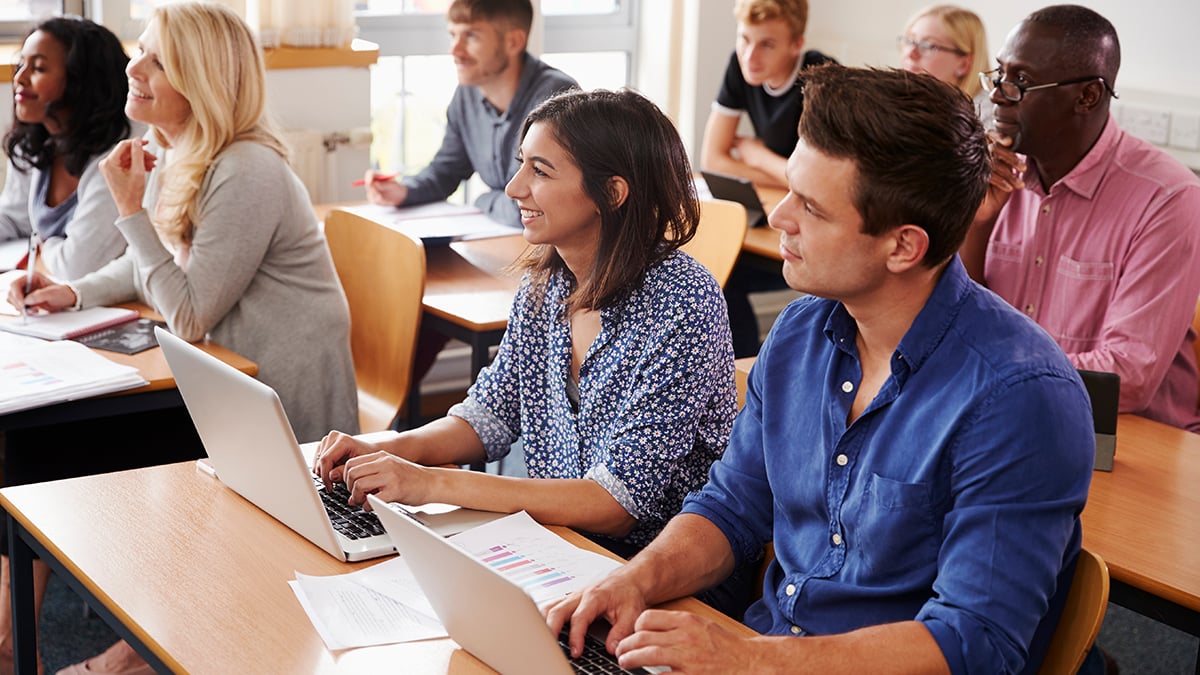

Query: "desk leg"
left=413, top=313, right=505, bottom=471
left=467, top=334, right=491, bottom=473
left=7, top=516, right=37, bottom=674
left=7, top=516, right=173, bottom=674
left=404, top=373, right=423, bottom=430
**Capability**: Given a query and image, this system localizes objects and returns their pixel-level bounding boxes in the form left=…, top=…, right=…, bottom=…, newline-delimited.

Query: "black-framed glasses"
left=897, top=35, right=966, bottom=57
left=979, top=69, right=1119, bottom=102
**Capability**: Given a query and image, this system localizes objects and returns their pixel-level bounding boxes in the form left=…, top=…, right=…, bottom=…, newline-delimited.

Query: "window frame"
left=0, top=0, right=85, bottom=39
left=355, top=0, right=639, bottom=87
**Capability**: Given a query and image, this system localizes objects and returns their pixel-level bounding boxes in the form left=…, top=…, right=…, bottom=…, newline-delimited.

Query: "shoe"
left=54, top=641, right=153, bottom=675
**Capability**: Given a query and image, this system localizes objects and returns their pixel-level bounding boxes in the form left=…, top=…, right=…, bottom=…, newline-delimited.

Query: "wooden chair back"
left=1192, top=296, right=1200, bottom=408
left=680, top=199, right=748, bottom=288
left=1037, top=548, right=1110, bottom=675
left=325, top=209, right=426, bottom=431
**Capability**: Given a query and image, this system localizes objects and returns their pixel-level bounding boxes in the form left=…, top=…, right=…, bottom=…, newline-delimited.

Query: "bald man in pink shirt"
left=962, top=5, right=1200, bottom=432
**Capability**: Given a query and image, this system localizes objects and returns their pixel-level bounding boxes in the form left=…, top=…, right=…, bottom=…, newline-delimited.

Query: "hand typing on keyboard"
left=312, top=429, right=383, bottom=490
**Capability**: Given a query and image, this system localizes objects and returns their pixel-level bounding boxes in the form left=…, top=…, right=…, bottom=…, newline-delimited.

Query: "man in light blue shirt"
left=362, top=0, right=577, bottom=227
left=549, top=66, right=1094, bottom=675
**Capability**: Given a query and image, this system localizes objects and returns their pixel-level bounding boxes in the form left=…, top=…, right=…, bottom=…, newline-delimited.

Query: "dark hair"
left=519, top=88, right=700, bottom=311
left=798, top=65, right=989, bottom=267
left=1025, top=5, right=1121, bottom=86
left=4, top=17, right=131, bottom=178
left=447, top=0, right=534, bottom=33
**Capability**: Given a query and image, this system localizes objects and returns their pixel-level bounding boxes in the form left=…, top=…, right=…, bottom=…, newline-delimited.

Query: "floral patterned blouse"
left=448, top=250, right=737, bottom=548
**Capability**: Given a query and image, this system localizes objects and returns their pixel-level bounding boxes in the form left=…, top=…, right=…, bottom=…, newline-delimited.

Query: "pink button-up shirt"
left=986, top=116, right=1200, bottom=432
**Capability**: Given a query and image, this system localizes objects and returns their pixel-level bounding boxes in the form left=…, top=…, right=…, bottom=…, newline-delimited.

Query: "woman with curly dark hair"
left=0, top=16, right=133, bottom=280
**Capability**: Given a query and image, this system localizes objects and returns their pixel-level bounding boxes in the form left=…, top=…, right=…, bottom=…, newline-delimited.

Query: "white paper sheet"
left=447, top=511, right=623, bottom=608
left=291, top=557, right=446, bottom=651
left=0, top=337, right=147, bottom=414
left=291, top=511, right=624, bottom=651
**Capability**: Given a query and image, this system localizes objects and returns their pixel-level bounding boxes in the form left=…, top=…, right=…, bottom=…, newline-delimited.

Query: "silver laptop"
left=369, top=494, right=651, bottom=675
left=156, top=327, right=394, bottom=561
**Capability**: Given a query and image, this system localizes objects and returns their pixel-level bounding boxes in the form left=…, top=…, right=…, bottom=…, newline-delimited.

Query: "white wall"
left=805, top=0, right=1199, bottom=95
left=668, top=0, right=1200, bottom=170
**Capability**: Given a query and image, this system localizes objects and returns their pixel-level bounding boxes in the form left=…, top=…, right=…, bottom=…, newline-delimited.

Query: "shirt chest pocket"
left=1046, top=256, right=1115, bottom=348
left=853, top=474, right=941, bottom=577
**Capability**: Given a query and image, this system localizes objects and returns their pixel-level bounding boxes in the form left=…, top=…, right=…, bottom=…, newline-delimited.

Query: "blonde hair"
left=905, top=5, right=989, bottom=97
left=734, top=0, right=808, bottom=40
left=149, top=1, right=287, bottom=246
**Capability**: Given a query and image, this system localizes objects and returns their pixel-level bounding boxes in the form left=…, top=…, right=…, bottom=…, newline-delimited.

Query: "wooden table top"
left=421, top=235, right=528, bottom=332
left=1081, top=414, right=1200, bottom=612
left=0, top=461, right=754, bottom=674
left=314, top=203, right=527, bottom=334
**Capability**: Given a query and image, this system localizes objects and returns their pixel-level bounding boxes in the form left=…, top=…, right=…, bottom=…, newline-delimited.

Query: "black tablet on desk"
left=1078, top=369, right=1119, bottom=472
left=701, top=170, right=768, bottom=228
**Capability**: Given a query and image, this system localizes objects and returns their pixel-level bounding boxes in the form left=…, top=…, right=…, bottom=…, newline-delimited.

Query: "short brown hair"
left=518, top=89, right=700, bottom=312
left=798, top=66, right=989, bottom=267
left=734, top=0, right=808, bottom=39
left=447, top=0, right=533, bottom=33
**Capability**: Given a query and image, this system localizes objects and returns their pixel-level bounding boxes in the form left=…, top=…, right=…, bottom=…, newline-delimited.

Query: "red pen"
left=351, top=172, right=398, bottom=187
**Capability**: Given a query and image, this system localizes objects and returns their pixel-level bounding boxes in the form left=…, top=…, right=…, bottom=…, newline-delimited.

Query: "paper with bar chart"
left=449, top=511, right=623, bottom=607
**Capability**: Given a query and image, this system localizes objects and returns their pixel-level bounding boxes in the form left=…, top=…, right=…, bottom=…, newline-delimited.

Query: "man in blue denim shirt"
left=549, top=66, right=1094, bottom=675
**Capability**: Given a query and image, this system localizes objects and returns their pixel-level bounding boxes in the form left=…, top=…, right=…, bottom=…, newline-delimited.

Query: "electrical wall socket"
left=1122, top=105, right=1172, bottom=146
left=1169, top=112, right=1200, bottom=151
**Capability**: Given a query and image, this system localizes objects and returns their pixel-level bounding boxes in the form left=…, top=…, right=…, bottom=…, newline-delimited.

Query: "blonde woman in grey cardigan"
left=14, top=3, right=359, bottom=446
left=11, top=3, right=359, bottom=674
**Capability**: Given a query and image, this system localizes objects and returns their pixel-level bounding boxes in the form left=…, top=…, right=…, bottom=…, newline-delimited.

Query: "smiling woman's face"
left=13, top=30, right=69, bottom=134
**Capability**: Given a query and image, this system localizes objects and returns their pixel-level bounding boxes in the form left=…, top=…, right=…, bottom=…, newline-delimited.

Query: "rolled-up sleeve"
left=917, top=372, right=1093, bottom=675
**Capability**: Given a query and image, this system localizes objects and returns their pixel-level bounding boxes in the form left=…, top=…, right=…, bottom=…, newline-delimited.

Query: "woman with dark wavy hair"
left=316, top=90, right=751, bottom=618
left=0, top=16, right=132, bottom=279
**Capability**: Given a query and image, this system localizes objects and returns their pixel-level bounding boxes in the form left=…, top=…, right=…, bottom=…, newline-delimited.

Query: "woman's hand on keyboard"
left=341, top=452, right=433, bottom=508
left=313, top=430, right=380, bottom=490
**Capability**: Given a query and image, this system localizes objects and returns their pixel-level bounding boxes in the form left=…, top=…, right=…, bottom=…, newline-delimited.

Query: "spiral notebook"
left=0, top=306, right=141, bottom=341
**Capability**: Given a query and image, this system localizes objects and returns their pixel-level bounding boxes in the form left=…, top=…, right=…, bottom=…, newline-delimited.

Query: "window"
left=357, top=1, right=637, bottom=181
left=0, top=0, right=81, bottom=39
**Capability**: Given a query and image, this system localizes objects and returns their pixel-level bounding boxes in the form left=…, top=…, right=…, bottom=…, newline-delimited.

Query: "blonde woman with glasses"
left=899, top=5, right=993, bottom=126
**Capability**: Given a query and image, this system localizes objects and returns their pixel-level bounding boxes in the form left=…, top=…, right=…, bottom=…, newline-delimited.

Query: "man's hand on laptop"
left=549, top=579, right=763, bottom=672
left=313, top=430, right=381, bottom=490
left=545, top=570, right=648, bottom=659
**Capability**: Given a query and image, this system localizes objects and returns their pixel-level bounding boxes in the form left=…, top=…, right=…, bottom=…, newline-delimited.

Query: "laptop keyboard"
left=558, top=630, right=646, bottom=674
left=316, top=480, right=385, bottom=540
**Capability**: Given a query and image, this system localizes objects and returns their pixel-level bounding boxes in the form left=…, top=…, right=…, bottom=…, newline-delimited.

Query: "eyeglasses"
left=979, top=69, right=1119, bottom=102
left=897, top=35, right=966, bottom=57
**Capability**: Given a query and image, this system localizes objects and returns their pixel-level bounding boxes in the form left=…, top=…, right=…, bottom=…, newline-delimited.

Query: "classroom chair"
left=325, top=209, right=426, bottom=432
left=1192, top=296, right=1200, bottom=408
left=680, top=199, right=749, bottom=288
left=1037, top=548, right=1110, bottom=675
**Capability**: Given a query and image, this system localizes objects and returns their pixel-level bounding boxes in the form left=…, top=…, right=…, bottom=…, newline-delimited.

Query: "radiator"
left=283, top=129, right=328, bottom=204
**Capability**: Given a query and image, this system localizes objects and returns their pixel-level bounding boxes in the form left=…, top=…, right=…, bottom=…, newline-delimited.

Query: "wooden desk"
left=421, top=235, right=527, bottom=376
left=1, top=461, right=754, bottom=674
left=0, top=304, right=256, bottom=432
left=1082, top=414, right=1200, bottom=669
